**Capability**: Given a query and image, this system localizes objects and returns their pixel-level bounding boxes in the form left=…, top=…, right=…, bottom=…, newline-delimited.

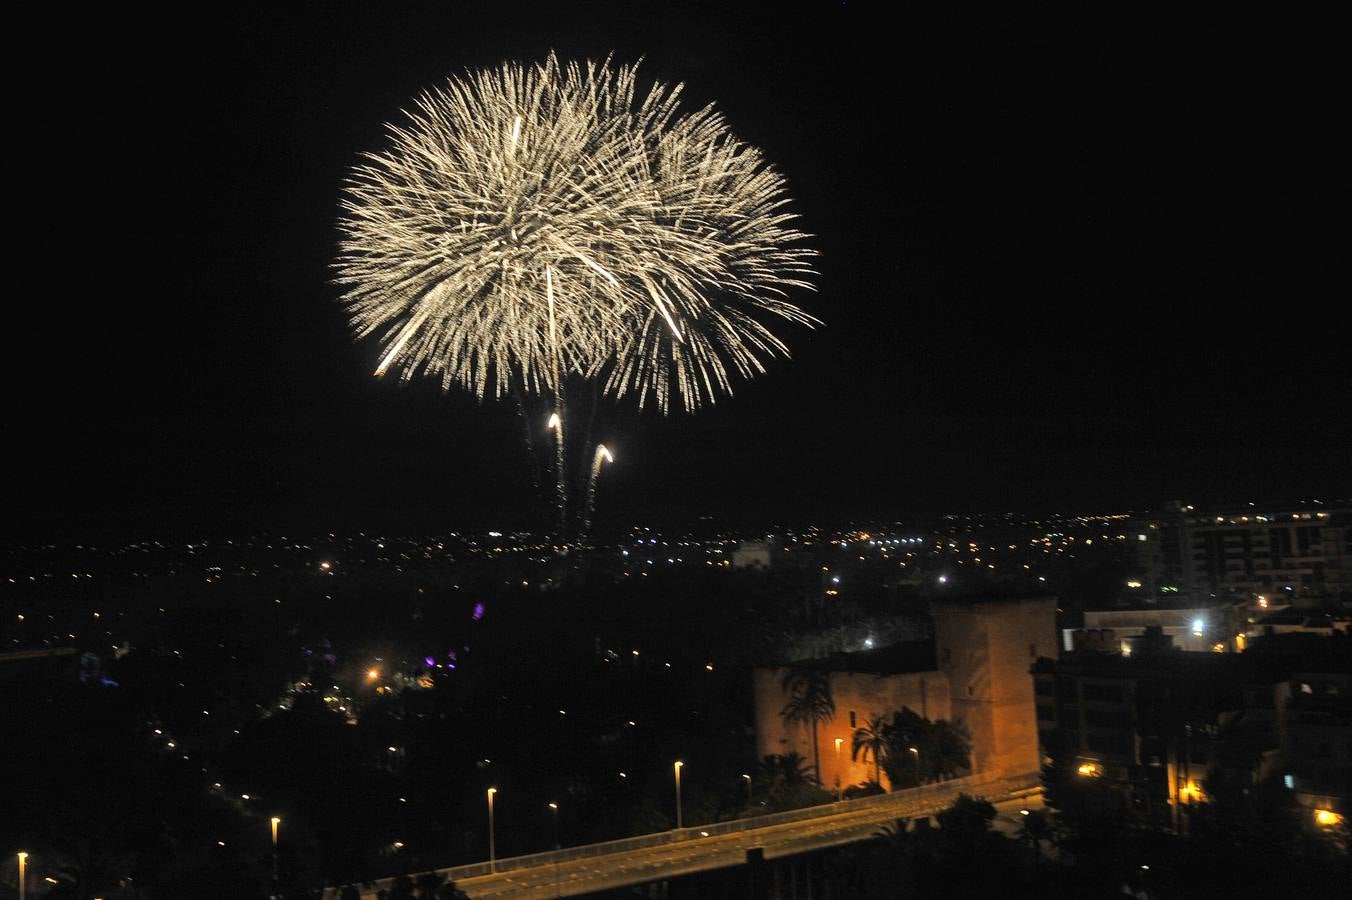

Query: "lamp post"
left=17, top=852, right=26, bottom=900
left=742, top=773, right=752, bottom=805
left=673, top=761, right=684, bottom=829
left=548, top=801, right=562, bottom=899
left=487, top=787, right=497, bottom=873
left=270, top=817, right=280, bottom=897
left=834, top=738, right=844, bottom=800
left=909, top=746, right=920, bottom=784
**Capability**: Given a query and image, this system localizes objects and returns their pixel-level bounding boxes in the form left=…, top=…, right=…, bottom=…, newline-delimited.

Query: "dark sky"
left=10, top=2, right=1348, bottom=539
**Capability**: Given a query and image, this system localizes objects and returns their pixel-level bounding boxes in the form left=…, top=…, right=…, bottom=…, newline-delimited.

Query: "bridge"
left=358, top=771, right=1041, bottom=898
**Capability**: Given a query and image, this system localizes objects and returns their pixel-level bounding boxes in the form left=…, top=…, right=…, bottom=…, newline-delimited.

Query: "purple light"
left=424, top=657, right=435, bottom=668
left=472, top=602, right=485, bottom=621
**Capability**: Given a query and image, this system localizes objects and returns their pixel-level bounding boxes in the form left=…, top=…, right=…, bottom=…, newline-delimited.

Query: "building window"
left=849, top=710, right=857, bottom=728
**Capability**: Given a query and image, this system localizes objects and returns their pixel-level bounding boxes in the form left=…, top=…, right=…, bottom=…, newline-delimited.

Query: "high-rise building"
left=1126, top=503, right=1352, bottom=605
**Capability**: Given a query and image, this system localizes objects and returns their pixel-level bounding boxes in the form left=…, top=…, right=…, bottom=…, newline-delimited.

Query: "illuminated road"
left=360, top=777, right=1039, bottom=899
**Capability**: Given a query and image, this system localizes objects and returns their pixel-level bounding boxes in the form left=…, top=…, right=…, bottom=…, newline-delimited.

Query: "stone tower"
left=931, top=593, right=1057, bottom=777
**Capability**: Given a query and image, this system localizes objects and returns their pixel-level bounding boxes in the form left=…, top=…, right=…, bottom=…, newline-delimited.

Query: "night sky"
left=11, top=2, right=1347, bottom=539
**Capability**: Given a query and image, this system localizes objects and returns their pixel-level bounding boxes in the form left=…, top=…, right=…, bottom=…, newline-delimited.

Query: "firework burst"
left=336, top=52, right=817, bottom=413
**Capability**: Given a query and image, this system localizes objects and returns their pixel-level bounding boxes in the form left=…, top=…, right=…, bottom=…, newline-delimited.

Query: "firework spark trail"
left=547, top=411, right=566, bottom=532
left=579, top=443, right=614, bottom=544
left=336, top=52, right=817, bottom=415
left=544, top=265, right=568, bottom=533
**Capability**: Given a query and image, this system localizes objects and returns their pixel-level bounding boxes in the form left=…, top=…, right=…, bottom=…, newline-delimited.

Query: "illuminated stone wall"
left=752, top=666, right=950, bottom=791
left=752, top=594, right=1056, bottom=790
left=932, top=594, right=1057, bottom=777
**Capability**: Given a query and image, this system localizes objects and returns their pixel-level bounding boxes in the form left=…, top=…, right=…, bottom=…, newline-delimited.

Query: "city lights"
left=7, top=1, right=1349, bottom=891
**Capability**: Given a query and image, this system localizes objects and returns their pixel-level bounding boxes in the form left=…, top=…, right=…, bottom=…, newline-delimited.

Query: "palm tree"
left=757, top=752, right=831, bottom=812
left=851, top=713, right=888, bottom=788
left=882, top=707, right=927, bottom=788
left=780, top=666, right=836, bottom=784
left=759, top=751, right=814, bottom=788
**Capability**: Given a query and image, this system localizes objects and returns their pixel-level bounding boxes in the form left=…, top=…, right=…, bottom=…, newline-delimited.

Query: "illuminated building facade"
left=1067, top=601, right=1246, bottom=654
left=753, top=593, right=1057, bottom=788
left=1126, top=503, right=1352, bottom=605
left=1034, top=631, right=1352, bottom=830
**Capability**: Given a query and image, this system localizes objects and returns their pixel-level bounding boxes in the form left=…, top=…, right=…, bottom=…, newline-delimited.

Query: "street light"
left=547, top=801, right=562, bottom=898
left=742, top=773, right=752, bottom=805
left=487, top=787, right=498, bottom=872
left=1314, top=808, right=1344, bottom=827
left=17, top=852, right=26, bottom=900
left=270, top=817, right=281, bottom=897
left=909, top=747, right=920, bottom=783
left=834, top=738, right=844, bottom=801
left=673, top=761, right=684, bottom=829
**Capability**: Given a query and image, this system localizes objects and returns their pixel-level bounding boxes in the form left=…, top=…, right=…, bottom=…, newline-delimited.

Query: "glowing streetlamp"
left=1314, top=808, right=1344, bottom=827
left=834, top=738, right=844, bottom=800
left=270, top=817, right=281, bottom=895
left=17, top=852, right=26, bottom=900
left=547, top=800, right=563, bottom=898
left=487, top=787, right=498, bottom=872
left=742, top=773, right=752, bottom=805
left=673, top=761, right=684, bottom=829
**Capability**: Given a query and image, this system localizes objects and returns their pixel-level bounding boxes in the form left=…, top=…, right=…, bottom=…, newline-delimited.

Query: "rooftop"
left=787, top=640, right=937, bottom=676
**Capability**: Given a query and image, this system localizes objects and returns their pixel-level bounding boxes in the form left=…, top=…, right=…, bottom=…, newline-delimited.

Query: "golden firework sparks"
left=336, top=53, right=816, bottom=413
